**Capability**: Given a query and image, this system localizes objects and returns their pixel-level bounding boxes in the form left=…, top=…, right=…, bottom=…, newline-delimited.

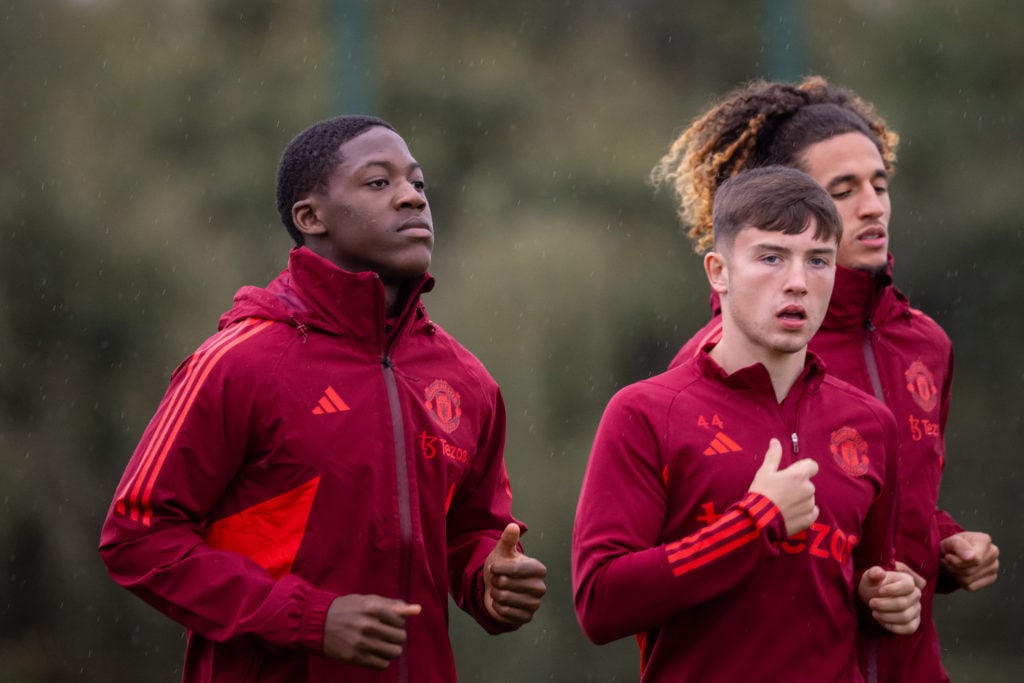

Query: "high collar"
left=695, top=347, right=826, bottom=397
left=821, top=253, right=909, bottom=330
left=220, top=246, right=435, bottom=342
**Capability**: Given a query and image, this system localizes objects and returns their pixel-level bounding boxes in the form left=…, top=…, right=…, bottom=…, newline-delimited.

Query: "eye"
left=873, top=184, right=888, bottom=196
left=367, top=179, right=388, bottom=189
left=412, top=179, right=426, bottom=191
left=830, top=189, right=852, bottom=200
left=809, top=256, right=830, bottom=267
left=762, top=254, right=782, bottom=265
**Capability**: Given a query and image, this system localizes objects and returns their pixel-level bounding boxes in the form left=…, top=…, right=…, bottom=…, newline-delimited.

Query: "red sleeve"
left=572, top=387, right=786, bottom=645
left=445, top=387, right=520, bottom=634
left=852, top=403, right=900, bottom=635
left=934, top=344, right=966, bottom=592
left=98, top=325, right=336, bottom=653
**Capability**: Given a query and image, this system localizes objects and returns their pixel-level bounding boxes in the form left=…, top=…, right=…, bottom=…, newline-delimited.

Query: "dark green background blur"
left=1, top=1, right=1021, bottom=680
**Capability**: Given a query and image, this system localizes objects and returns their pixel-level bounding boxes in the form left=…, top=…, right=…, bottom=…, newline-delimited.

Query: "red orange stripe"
left=116, top=320, right=257, bottom=518
left=116, top=318, right=274, bottom=525
left=665, top=494, right=780, bottom=575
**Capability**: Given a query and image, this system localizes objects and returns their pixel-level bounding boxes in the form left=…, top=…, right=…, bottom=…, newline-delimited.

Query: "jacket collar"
left=821, top=253, right=909, bottom=330
left=695, top=347, right=827, bottom=396
left=221, top=246, right=434, bottom=342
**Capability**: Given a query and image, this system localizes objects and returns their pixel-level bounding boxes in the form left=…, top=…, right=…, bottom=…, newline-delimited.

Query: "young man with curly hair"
left=651, top=77, right=999, bottom=682
left=100, top=115, right=547, bottom=682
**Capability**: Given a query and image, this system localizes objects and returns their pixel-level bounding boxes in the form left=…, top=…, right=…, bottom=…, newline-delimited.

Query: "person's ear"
left=705, top=251, right=728, bottom=294
left=292, top=196, right=327, bottom=238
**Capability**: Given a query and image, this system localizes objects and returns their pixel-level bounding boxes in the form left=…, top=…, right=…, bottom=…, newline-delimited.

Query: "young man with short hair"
left=100, top=115, right=547, bottom=682
left=573, top=166, right=919, bottom=682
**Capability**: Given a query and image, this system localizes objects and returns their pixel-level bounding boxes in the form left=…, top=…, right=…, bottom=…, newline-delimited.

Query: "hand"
left=894, top=560, right=926, bottom=591
left=483, top=523, right=548, bottom=625
left=940, top=531, right=999, bottom=591
left=323, top=594, right=421, bottom=669
left=747, top=438, right=819, bottom=536
left=858, top=566, right=921, bottom=635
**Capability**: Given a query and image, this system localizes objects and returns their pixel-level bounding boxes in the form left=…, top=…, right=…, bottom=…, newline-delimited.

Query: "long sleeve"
left=852, top=402, right=900, bottom=636
left=98, top=327, right=336, bottom=653
left=572, top=387, right=786, bottom=645
left=445, top=387, right=520, bottom=634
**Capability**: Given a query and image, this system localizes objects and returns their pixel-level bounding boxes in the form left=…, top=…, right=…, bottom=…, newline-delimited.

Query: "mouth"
left=398, top=218, right=433, bottom=238
left=855, top=224, right=887, bottom=245
left=777, top=305, right=807, bottom=329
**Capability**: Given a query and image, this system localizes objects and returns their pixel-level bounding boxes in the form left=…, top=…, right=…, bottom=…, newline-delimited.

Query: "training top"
left=100, top=246, right=522, bottom=682
left=671, top=256, right=960, bottom=683
left=573, top=351, right=898, bottom=683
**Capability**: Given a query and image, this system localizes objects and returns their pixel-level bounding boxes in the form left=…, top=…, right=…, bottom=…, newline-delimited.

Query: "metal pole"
left=332, top=0, right=373, bottom=114
left=764, top=0, right=804, bottom=81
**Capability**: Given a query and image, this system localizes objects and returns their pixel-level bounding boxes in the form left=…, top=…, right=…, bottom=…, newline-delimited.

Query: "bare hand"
left=747, top=438, right=819, bottom=536
left=894, top=560, right=926, bottom=591
left=858, top=566, right=921, bottom=635
left=483, top=523, right=547, bottom=625
left=940, top=531, right=999, bottom=591
left=323, top=594, right=421, bottom=669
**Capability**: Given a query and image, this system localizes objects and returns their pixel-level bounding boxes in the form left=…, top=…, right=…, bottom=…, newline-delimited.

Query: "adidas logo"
left=312, top=386, right=350, bottom=415
left=703, top=431, right=742, bottom=456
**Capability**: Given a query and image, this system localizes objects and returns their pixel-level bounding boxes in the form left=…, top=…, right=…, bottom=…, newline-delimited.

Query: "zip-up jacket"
left=670, top=256, right=961, bottom=683
left=573, top=351, right=898, bottom=682
left=100, top=246, right=522, bottom=682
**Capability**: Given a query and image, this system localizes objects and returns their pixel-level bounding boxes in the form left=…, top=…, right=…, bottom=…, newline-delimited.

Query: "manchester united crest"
left=905, top=360, right=938, bottom=412
left=424, top=379, right=462, bottom=433
left=830, top=426, right=870, bottom=477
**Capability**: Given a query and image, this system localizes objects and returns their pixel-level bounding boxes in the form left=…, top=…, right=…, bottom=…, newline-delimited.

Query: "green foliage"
left=1, top=0, right=1020, bottom=680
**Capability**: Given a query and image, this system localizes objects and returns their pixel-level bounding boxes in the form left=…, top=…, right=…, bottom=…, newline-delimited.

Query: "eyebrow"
left=824, top=168, right=888, bottom=188
left=753, top=241, right=836, bottom=256
left=357, top=159, right=423, bottom=174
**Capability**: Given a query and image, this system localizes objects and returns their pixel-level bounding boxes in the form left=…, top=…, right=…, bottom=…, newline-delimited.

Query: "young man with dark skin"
left=573, top=167, right=920, bottom=683
left=652, top=77, right=999, bottom=682
left=100, top=115, right=547, bottom=682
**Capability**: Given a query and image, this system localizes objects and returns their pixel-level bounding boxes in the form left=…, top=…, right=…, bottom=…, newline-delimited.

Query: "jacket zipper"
left=861, top=319, right=883, bottom=683
left=862, top=320, right=885, bottom=401
left=382, top=354, right=413, bottom=683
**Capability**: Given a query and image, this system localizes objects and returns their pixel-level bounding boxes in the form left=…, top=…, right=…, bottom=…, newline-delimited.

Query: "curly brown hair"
left=650, top=76, right=899, bottom=254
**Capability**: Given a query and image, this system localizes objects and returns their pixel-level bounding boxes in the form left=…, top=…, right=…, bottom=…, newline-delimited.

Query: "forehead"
left=733, top=223, right=836, bottom=251
left=799, top=132, right=885, bottom=185
left=336, top=126, right=418, bottom=171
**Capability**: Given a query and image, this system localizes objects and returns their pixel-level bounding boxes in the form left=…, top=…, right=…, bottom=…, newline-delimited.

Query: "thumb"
left=758, top=438, right=782, bottom=473
left=496, top=523, right=521, bottom=559
left=864, top=566, right=887, bottom=586
left=392, top=603, right=423, bottom=618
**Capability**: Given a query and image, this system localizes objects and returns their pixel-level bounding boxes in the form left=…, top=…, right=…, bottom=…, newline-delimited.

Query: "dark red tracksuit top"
left=671, top=257, right=961, bottom=683
left=100, top=247, right=522, bottom=682
left=574, top=352, right=898, bottom=683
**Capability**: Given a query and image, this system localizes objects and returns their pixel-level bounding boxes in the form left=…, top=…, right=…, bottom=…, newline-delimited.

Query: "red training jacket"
left=671, top=256, right=960, bottom=683
left=100, top=246, right=522, bottom=682
left=574, top=351, right=898, bottom=682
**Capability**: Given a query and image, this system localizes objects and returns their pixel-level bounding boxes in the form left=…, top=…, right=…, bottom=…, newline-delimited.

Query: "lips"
left=855, top=224, right=887, bottom=243
left=777, top=305, right=808, bottom=330
left=398, top=218, right=433, bottom=237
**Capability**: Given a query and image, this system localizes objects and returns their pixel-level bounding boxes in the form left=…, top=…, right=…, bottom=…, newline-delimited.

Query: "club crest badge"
left=830, top=426, right=870, bottom=477
left=905, top=360, right=938, bottom=412
left=424, top=379, right=462, bottom=433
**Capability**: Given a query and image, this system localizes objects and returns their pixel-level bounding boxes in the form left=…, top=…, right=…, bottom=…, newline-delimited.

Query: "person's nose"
left=784, top=262, right=809, bottom=294
left=856, top=183, right=885, bottom=219
left=395, top=180, right=427, bottom=210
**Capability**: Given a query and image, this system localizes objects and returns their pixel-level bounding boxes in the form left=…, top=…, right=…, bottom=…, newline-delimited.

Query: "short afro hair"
left=275, top=115, right=397, bottom=245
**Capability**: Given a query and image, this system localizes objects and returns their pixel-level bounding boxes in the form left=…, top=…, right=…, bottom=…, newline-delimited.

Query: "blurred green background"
left=1, top=0, right=1021, bottom=680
